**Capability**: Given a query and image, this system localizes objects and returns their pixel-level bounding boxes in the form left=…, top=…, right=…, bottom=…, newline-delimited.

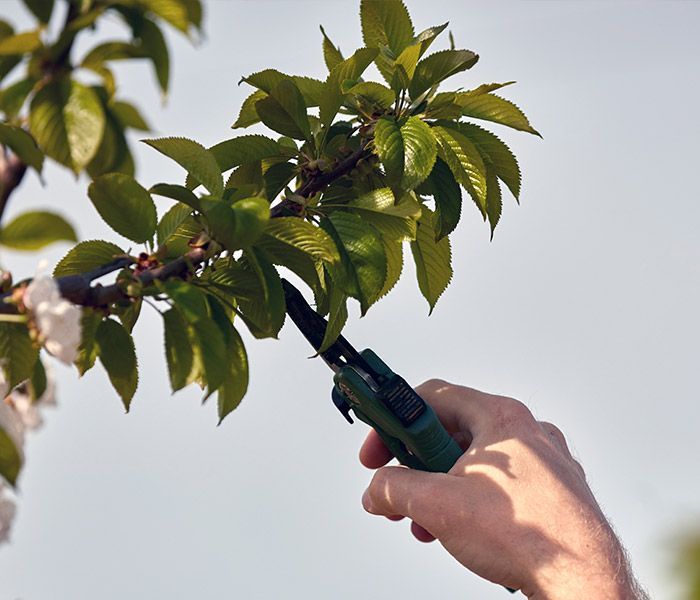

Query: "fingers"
left=411, top=521, right=436, bottom=543
left=539, top=421, right=571, bottom=454
left=359, top=428, right=393, bottom=469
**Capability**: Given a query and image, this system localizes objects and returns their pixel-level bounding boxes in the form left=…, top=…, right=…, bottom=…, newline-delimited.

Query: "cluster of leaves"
left=0, top=0, right=539, bottom=489
left=0, top=0, right=201, bottom=249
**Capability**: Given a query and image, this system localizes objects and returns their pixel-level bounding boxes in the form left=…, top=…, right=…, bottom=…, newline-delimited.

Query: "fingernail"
left=362, top=488, right=375, bottom=513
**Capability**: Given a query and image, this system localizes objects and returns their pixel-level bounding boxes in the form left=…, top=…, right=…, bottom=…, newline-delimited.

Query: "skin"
left=360, top=379, right=648, bottom=599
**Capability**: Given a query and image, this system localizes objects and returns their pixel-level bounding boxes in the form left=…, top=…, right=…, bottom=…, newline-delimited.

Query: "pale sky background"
left=0, top=1, right=698, bottom=598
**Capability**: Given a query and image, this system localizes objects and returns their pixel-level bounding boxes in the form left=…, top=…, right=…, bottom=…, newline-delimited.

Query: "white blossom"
left=24, top=274, right=82, bottom=365
left=0, top=483, right=16, bottom=544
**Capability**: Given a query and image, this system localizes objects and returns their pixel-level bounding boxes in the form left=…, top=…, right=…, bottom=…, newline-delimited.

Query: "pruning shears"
left=282, top=279, right=463, bottom=473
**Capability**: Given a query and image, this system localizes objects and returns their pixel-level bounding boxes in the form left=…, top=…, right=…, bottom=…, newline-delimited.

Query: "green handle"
left=333, top=349, right=463, bottom=473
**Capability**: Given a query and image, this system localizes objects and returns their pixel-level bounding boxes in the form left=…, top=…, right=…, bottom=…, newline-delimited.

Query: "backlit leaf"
left=156, top=202, right=192, bottom=247
left=0, top=322, right=38, bottom=388
left=237, top=247, right=285, bottom=339
left=75, top=309, right=102, bottom=376
left=150, top=182, right=201, bottom=211
left=53, top=240, right=124, bottom=277
left=88, top=173, right=157, bottom=243
left=485, top=165, right=502, bottom=239
left=361, top=0, right=414, bottom=82
left=0, top=211, right=76, bottom=250
left=232, top=90, right=267, bottom=129
left=0, top=123, right=43, bottom=172
left=318, top=284, right=348, bottom=352
left=95, top=318, right=138, bottom=411
left=320, top=25, right=344, bottom=72
left=255, top=79, right=311, bottom=141
left=0, top=30, right=41, bottom=55
left=457, top=92, right=541, bottom=136
left=162, top=307, right=193, bottom=392
left=410, top=207, right=452, bottom=314
left=409, top=49, right=479, bottom=99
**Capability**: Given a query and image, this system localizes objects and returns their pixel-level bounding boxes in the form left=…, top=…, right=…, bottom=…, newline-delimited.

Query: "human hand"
left=360, top=379, right=646, bottom=599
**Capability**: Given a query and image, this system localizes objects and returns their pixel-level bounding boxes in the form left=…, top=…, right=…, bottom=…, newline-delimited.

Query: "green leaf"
left=0, top=427, right=22, bottom=487
left=424, top=92, right=462, bottom=120
left=377, top=236, right=403, bottom=299
left=149, top=183, right=201, bottom=211
left=205, top=197, right=269, bottom=251
left=160, top=215, right=201, bottom=259
left=0, top=322, right=38, bottom=388
left=0, top=123, right=43, bottom=172
left=485, top=165, right=502, bottom=239
left=143, top=137, right=223, bottom=196
left=241, top=70, right=325, bottom=107
left=116, top=298, right=141, bottom=334
left=162, top=307, right=193, bottom=392
left=232, top=90, right=267, bottom=129
left=110, top=100, right=150, bottom=131
left=85, top=109, right=129, bottom=178
left=326, top=212, right=386, bottom=315
left=409, top=49, right=479, bottom=99
left=431, top=124, right=487, bottom=216
left=156, top=202, right=192, bottom=248
left=0, top=210, right=76, bottom=251
left=189, top=316, right=226, bottom=396
left=161, top=280, right=209, bottom=322
left=346, top=81, right=394, bottom=110
left=0, top=30, right=41, bottom=55
left=23, top=0, right=54, bottom=23
left=413, top=23, right=448, bottom=58
left=320, top=25, right=344, bottom=72
left=457, top=92, right=541, bottom=136
left=361, top=0, right=414, bottom=82
left=75, top=309, right=102, bottom=376
left=138, top=17, right=169, bottom=94
left=95, top=318, right=138, bottom=411
left=88, top=173, right=157, bottom=243
left=29, top=79, right=105, bottom=172
left=54, top=240, right=124, bottom=277
left=426, top=158, right=462, bottom=240
left=320, top=47, right=378, bottom=127
left=374, top=116, right=436, bottom=190
left=345, top=187, right=420, bottom=240
left=208, top=296, right=248, bottom=423
left=255, top=80, right=311, bottom=142
left=81, top=41, right=142, bottom=69
left=0, top=77, right=36, bottom=119
left=29, top=356, right=47, bottom=400
left=140, top=0, right=191, bottom=34
left=457, top=122, right=521, bottom=199
left=410, top=207, right=452, bottom=314
left=237, top=247, right=285, bottom=339
left=319, top=284, right=348, bottom=352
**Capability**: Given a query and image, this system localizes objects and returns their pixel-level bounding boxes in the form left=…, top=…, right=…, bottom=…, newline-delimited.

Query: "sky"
left=1, top=1, right=699, bottom=598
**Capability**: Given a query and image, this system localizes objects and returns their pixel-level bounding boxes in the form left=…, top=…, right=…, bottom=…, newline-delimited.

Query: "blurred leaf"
left=138, top=17, right=170, bottom=94
left=29, top=356, right=47, bottom=401
left=0, top=123, right=43, bottom=172
left=320, top=25, right=344, bottom=72
left=88, top=173, right=157, bottom=243
left=0, top=30, right=41, bottom=55
left=0, top=211, right=76, bottom=250
left=0, top=427, right=22, bottom=487
left=0, top=322, right=38, bottom=388
left=157, top=202, right=192, bottom=247
left=457, top=92, right=541, bottom=136
left=143, top=137, right=223, bottom=196
left=140, top=0, right=191, bottom=34
left=22, top=0, right=54, bottom=23
left=111, top=100, right=150, bottom=131
left=255, top=80, right=312, bottom=142
left=410, top=207, right=452, bottom=314
left=81, top=41, right=142, bottom=69
left=95, top=318, right=138, bottom=411
left=0, top=77, right=36, bottom=119
left=29, top=79, right=105, bottom=173
left=162, top=307, right=193, bottom=392
left=85, top=109, right=130, bottom=178
left=409, top=49, right=479, bottom=99
left=75, top=309, right=102, bottom=376
left=54, top=240, right=124, bottom=277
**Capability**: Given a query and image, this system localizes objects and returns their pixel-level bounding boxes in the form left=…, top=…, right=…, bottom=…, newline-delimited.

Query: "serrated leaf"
left=409, top=49, right=479, bottom=99
left=424, top=92, right=462, bottom=120
left=374, top=116, right=436, bottom=190
left=263, top=161, right=296, bottom=202
left=23, top=0, right=54, bottom=23
left=485, top=165, right=502, bottom=239
left=318, top=285, right=348, bottom=352
left=160, top=215, right=201, bottom=259
left=162, top=307, right=193, bottom=392
left=0, top=30, right=41, bottom=55
left=205, top=197, right=269, bottom=251
left=410, top=207, right=452, bottom=314
left=237, top=247, right=285, bottom=339
left=457, top=92, right=541, bottom=136
left=190, top=316, right=226, bottom=396
left=326, top=212, right=386, bottom=315
left=207, top=296, right=248, bottom=423
left=75, top=309, right=102, bottom=376
left=162, top=280, right=209, bottom=322
left=29, top=79, right=105, bottom=172
left=199, top=135, right=282, bottom=185
left=88, top=173, right=157, bottom=243
left=345, top=187, right=420, bottom=240
left=156, top=202, right=192, bottom=247
left=0, top=210, right=76, bottom=250
left=393, top=42, right=421, bottom=90
left=377, top=235, right=403, bottom=299
left=0, top=322, right=38, bottom=388
left=144, top=137, right=223, bottom=196
left=0, top=123, right=43, bottom=172
left=413, top=23, right=448, bottom=58
left=232, top=90, right=267, bottom=129
left=241, top=70, right=325, bottom=108
left=53, top=240, right=124, bottom=277
left=255, top=79, right=311, bottom=141
left=431, top=124, right=487, bottom=216
left=320, top=47, right=378, bottom=127
left=426, top=158, right=462, bottom=240
left=361, top=0, right=414, bottom=83
left=95, top=318, right=137, bottom=411
left=320, top=25, right=344, bottom=72
left=0, top=427, right=22, bottom=487
left=456, top=122, right=521, bottom=199
left=346, top=81, right=394, bottom=109
left=110, top=100, right=150, bottom=131
left=149, top=183, right=201, bottom=211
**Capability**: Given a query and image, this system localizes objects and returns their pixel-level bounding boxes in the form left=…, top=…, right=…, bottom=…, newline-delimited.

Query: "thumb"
left=362, top=466, right=453, bottom=534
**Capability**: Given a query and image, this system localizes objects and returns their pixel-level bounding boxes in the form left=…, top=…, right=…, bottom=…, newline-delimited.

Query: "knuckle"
left=491, top=396, right=534, bottom=431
